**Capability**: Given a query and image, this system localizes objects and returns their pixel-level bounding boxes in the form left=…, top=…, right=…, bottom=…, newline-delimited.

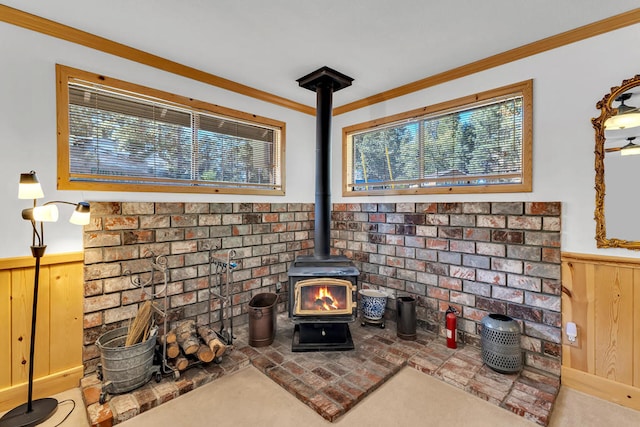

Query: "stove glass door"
left=294, top=278, right=353, bottom=316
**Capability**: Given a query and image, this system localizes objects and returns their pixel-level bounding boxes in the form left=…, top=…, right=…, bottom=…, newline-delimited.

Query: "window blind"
left=67, top=81, right=281, bottom=189
left=349, top=94, right=523, bottom=191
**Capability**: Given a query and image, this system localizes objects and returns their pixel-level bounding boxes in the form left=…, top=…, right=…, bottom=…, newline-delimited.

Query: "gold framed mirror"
left=593, top=74, right=640, bottom=249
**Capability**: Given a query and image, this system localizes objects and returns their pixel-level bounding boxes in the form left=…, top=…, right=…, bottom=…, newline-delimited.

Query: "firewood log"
left=210, top=338, right=226, bottom=358
left=158, top=330, right=177, bottom=345
left=196, top=344, right=215, bottom=363
left=175, top=320, right=199, bottom=355
left=197, top=325, right=227, bottom=358
left=175, top=319, right=196, bottom=336
left=176, top=334, right=199, bottom=355
left=173, top=356, right=189, bottom=371
left=197, top=325, right=217, bottom=345
left=166, top=342, right=180, bottom=359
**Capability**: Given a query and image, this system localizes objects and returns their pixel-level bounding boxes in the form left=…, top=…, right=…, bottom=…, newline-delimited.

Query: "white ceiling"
left=3, top=0, right=639, bottom=108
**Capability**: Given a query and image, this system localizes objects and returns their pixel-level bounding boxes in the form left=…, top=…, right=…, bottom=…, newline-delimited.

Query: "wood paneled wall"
left=4, top=250, right=640, bottom=411
left=0, top=252, right=84, bottom=411
left=561, top=252, right=640, bottom=411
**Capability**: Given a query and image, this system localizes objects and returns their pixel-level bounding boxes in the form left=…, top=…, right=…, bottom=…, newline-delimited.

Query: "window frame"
left=56, top=64, right=286, bottom=195
left=342, top=80, right=532, bottom=196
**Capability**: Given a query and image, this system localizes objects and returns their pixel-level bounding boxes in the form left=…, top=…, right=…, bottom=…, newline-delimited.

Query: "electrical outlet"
left=562, top=323, right=580, bottom=348
left=275, top=282, right=282, bottom=293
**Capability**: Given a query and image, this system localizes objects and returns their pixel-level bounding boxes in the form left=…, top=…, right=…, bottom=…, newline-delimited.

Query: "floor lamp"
left=0, top=171, right=90, bottom=427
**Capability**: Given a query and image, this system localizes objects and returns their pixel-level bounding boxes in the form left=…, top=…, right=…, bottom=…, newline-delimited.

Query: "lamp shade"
left=70, top=202, right=91, bottom=225
left=22, top=205, right=59, bottom=222
left=18, top=171, right=44, bottom=199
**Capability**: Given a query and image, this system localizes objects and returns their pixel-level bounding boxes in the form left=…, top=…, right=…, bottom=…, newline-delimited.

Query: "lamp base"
left=0, top=398, right=58, bottom=427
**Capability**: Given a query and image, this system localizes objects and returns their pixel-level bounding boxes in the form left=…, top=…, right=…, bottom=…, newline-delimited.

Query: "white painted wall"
left=333, top=24, right=640, bottom=258
left=1, top=19, right=639, bottom=258
left=0, top=22, right=315, bottom=257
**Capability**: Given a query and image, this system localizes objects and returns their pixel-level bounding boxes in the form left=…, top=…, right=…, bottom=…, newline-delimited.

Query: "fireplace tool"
left=95, top=254, right=176, bottom=403
left=207, top=247, right=237, bottom=347
left=123, top=253, right=178, bottom=381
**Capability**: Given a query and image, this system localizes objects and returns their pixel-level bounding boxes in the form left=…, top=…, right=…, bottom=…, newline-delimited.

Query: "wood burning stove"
left=288, top=256, right=359, bottom=351
left=288, top=256, right=359, bottom=319
left=287, top=67, right=359, bottom=352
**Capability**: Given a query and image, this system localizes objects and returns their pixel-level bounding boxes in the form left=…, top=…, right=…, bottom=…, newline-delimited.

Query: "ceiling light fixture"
left=620, top=136, right=640, bottom=156
left=605, top=93, right=640, bottom=130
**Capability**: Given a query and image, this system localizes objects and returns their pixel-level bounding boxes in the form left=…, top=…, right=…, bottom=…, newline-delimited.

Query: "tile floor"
left=81, top=314, right=559, bottom=426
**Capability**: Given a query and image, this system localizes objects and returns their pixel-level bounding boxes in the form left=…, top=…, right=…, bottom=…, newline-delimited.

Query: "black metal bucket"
left=396, top=296, right=417, bottom=340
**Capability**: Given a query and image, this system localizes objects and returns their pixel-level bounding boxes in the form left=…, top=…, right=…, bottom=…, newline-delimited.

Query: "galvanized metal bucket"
left=96, top=326, right=157, bottom=394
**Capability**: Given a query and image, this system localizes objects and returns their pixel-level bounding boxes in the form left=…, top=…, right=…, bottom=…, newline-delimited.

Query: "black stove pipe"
left=314, top=80, right=333, bottom=259
left=297, top=67, right=353, bottom=260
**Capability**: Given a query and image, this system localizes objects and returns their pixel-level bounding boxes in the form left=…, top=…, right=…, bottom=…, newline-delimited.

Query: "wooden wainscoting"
left=561, top=252, right=640, bottom=411
left=0, top=252, right=84, bottom=411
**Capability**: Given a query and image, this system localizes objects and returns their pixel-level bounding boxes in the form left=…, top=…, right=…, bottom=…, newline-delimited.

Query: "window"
left=343, top=80, right=532, bottom=195
left=57, top=65, right=285, bottom=195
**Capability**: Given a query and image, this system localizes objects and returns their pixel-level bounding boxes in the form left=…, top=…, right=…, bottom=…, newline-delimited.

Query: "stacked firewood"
left=160, top=319, right=227, bottom=371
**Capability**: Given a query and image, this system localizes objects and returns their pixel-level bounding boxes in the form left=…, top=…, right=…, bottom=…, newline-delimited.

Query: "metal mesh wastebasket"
left=481, top=314, right=522, bottom=373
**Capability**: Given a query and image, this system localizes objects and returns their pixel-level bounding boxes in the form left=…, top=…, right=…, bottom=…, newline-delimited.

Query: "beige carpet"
left=119, top=366, right=531, bottom=427
left=12, top=366, right=640, bottom=427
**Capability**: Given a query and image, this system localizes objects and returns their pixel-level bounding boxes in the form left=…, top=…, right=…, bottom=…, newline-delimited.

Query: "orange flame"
left=313, top=286, right=339, bottom=310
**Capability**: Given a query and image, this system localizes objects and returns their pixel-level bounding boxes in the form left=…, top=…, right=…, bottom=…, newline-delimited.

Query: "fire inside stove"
left=294, top=278, right=354, bottom=316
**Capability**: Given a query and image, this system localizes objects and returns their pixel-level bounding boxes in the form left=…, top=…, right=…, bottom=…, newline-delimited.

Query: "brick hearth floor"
left=82, top=314, right=559, bottom=426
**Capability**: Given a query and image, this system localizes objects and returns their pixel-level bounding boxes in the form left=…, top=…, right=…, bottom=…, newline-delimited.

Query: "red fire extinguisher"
left=445, top=306, right=458, bottom=349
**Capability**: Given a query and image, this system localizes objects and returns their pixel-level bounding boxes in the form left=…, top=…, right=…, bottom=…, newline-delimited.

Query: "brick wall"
left=332, top=201, right=562, bottom=376
left=82, top=202, right=315, bottom=372
left=82, top=201, right=561, bottom=377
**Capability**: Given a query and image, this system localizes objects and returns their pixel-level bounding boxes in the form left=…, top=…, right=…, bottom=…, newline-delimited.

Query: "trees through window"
left=57, top=65, right=285, bottom=195
left=343, top=80, right=532, bottom=195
